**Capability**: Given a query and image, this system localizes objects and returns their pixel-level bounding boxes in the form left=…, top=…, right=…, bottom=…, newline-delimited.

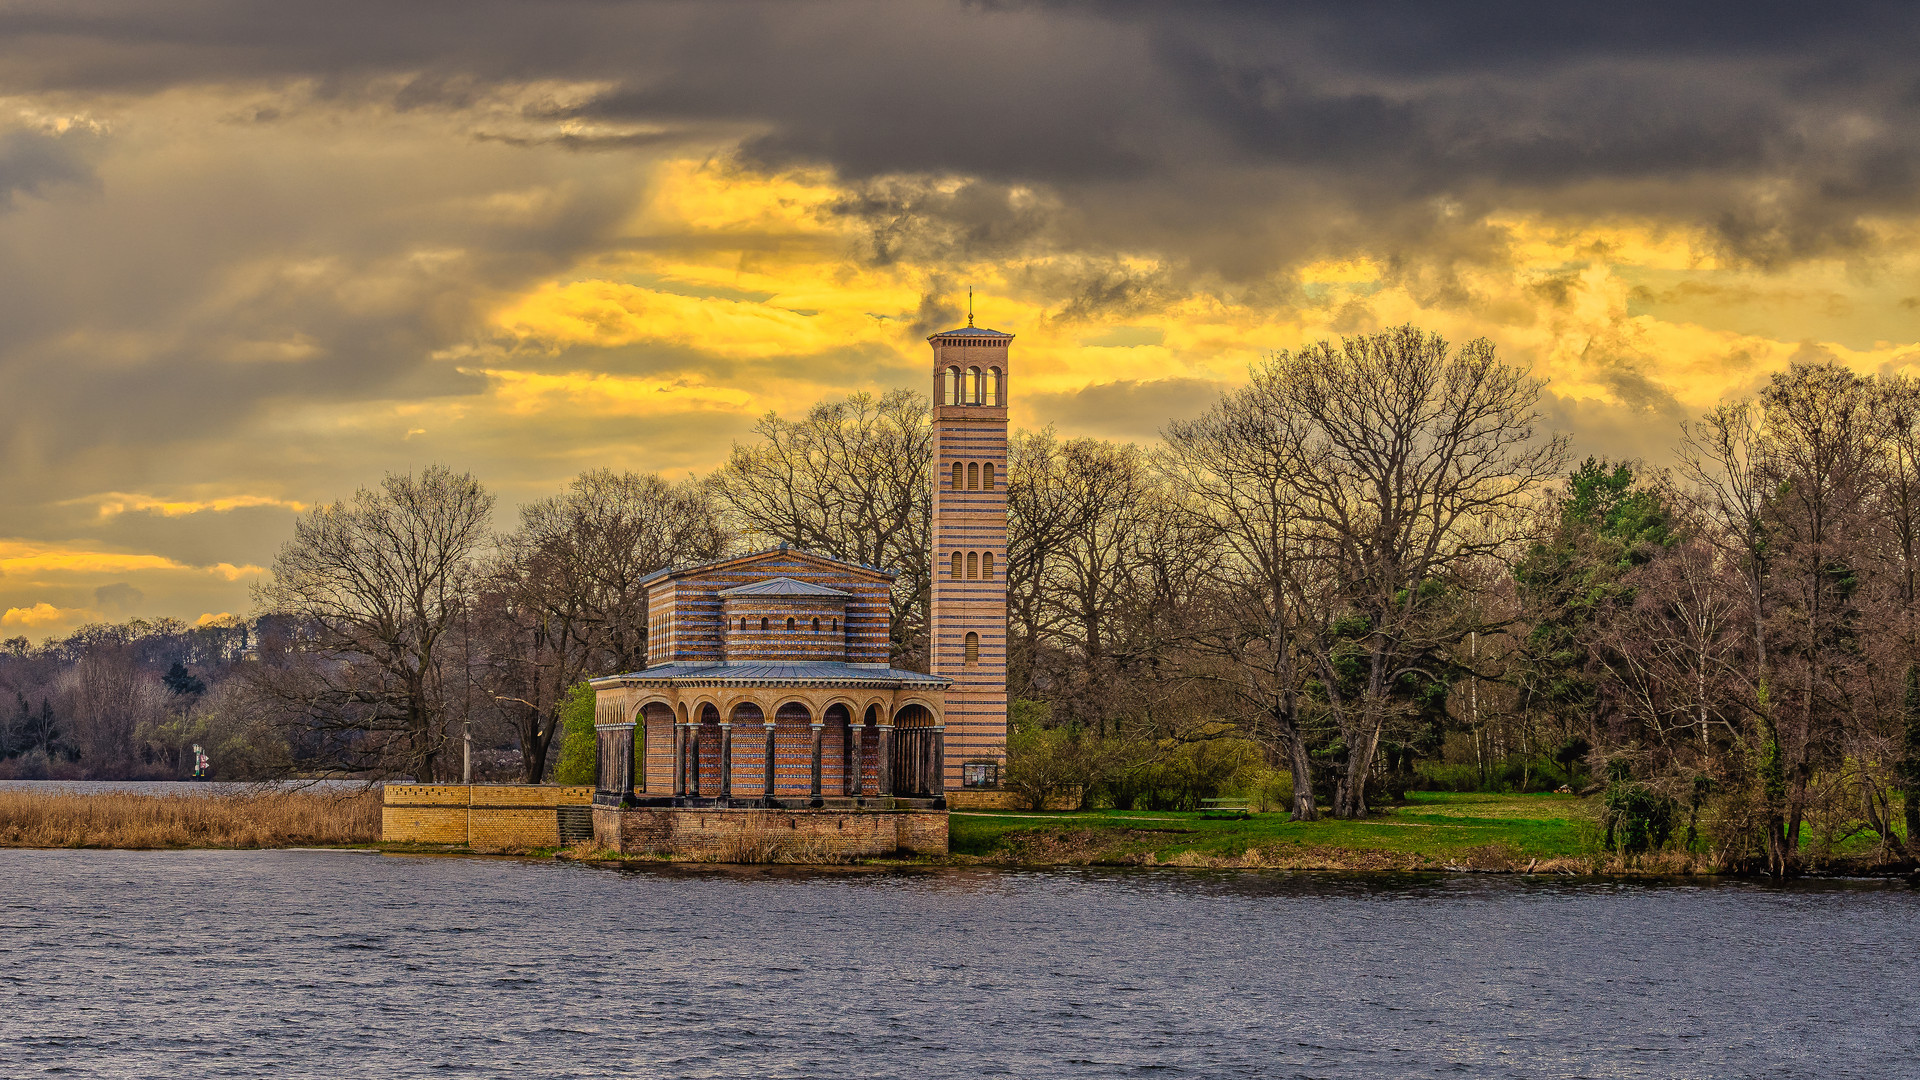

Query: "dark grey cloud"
left=0, top=129, right=96, bottom=208
left=0, top=1, right=1909, bottom=277
left=92, top=582, right=143, bottom=614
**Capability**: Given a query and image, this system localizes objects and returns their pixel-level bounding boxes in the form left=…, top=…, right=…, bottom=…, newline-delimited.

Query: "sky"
left=2, top=1, right=1918, bottom=640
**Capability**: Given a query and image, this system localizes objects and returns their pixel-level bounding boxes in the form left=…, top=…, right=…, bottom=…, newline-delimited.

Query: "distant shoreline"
left=3, top=787, right=1912, bottom=878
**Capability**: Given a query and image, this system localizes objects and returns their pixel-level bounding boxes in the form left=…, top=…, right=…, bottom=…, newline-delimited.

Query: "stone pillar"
left=877, top=717, right=895, bottom=796
left=688, top=722, right=703, bottom=798
left=719, top=722, right=734, bottom=799
left=845, top=716, right=862, bottom=797
left=764, top=721, right=778, bottom=800
left=672, top=723, right=686, bottom=797
left=930, top=726, right=946, bottom=796
left=632, top=720, right=645, bottom=795
left=809, top=721, right=824, bottom=802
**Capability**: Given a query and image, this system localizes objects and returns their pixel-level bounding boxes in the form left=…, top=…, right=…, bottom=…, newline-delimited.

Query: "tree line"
left=6, top=324, right=1915, bottom=871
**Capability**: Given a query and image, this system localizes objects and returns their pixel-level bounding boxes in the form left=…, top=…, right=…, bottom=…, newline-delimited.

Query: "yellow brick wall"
left=381, top=784, right=593, bottom=846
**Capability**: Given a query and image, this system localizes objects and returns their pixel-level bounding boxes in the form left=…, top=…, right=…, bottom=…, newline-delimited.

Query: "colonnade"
left=658, top=701, right=943, bottom=804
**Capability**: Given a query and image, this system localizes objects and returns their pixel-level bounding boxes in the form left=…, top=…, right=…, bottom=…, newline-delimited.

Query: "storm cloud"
left=0, top=1, right=1916, bottom=635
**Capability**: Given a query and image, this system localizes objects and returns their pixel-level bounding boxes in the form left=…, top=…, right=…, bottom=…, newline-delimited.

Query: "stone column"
left=631, top=720, right=645, bottom=795
left=763, top=721, right=778, bottom=800
left=809, top=721, right=824, bottom=802
left=844, top=716, right=862, bottom=797
left=688, top=721, right=703, bottom=798
left=876, top=715, right=895, bottom=796
left=672, top=723, right=686, bottom=797
left=930, top=725, right=946, bottom=796
left=719, top=721, right=734, bottom=800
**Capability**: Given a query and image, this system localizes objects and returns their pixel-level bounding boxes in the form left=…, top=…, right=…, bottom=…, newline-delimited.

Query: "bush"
left=1109, top=737, right=1262, bottom=811
left=553, top=682, right=597, bottom=786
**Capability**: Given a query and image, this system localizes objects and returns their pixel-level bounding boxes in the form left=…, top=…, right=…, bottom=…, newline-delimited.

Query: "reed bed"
left=0, top=788, right=382, bottom=849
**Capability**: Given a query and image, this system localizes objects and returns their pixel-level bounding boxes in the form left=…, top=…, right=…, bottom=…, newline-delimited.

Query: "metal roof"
left=639, top=543, right=898, bottom=586
left=927, top=326, right=1012, bottom=339
left=717, top=576, right=850, bottom=599
left=592, top=661, right=950, bottom=688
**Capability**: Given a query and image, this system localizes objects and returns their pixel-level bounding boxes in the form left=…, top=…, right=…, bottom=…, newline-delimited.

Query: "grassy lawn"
left=950, top=791, right=1597, bottom=867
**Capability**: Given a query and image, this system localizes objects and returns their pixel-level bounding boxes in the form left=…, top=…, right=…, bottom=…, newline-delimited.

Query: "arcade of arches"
left=594, top=684, right=945, bottom=807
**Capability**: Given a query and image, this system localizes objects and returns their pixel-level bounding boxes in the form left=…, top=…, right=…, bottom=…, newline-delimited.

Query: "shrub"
left=553, top=682, right=597, bottom=786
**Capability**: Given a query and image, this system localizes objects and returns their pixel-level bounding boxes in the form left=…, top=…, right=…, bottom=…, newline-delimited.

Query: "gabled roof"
left=928, top=326, right=1012, bottom=339
left=718, top=576, right=849, bottom=599
left=639, top=543, right=897, bottom=587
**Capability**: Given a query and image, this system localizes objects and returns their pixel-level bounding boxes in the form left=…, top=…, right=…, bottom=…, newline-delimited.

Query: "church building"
left=585, top=323, right=1012, bottom=855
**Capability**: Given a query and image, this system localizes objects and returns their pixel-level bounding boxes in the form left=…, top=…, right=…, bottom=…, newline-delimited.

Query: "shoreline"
left=3, top=786, right=1912, bottom=879
left=4, top=838, right=1914, bottom=881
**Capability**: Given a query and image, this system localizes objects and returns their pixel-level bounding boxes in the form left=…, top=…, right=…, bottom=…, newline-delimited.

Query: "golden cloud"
left=75, top=492, right=310, bottom=520
left=2, top=603, right=83, bottom=629
left=0, top=541, right=265, bottom=580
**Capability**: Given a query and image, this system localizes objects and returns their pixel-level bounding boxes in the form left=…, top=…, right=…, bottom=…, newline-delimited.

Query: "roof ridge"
left=639, top=542, right=899, bottom=585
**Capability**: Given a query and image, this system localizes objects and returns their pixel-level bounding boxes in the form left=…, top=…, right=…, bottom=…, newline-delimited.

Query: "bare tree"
left=717, top=389, right=933, bottom=665
left=483, top=470, right=734, bottom=781
left=1164, top=384, right=1325, bottom=819
left=1200, top=326, right=1565, bottom=818
left=252, top=466, right=494, bottom=781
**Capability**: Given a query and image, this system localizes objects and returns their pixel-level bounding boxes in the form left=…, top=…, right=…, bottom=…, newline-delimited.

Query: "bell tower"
left=928, top=320, right=1011, bottom=792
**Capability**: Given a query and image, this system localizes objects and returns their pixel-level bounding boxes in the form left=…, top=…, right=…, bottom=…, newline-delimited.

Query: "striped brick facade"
left=645, top=550, right=892, bottom=668
left=929, top=326, right=1012, bottom=789
left=591, top=546, right=952, bottom=832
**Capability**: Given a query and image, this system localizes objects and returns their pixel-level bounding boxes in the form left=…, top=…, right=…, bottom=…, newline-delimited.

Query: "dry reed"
left=0, top=788, right=382, bottom=849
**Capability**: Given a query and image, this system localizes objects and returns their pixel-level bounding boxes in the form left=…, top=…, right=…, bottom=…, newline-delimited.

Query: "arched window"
left=811, top=617, right=819, bottom=632
left=760, top=617, right=769, bottom=631
left=967, top=366, right=981, bottom=403
left=945, top=366, right=960, bottom=404
left=982, top=551, right=994, bottom=579
left=986, top=367, right=1001, bottom=405
left=786, top=617, right=796, bottom=631
left=951, top=551, right=963, bottom=580
left=952, top=461, right=964, bottom=490
left=967, top=551, right=979, bottom=579
left=740, top=617, right=748, bottom=631
left=964, top=632, right=980, bottom=665
left=831, top=618, right=838, bottom=631
left=982, top=462, right=995, bottom=489
left=967, top=462, right=980, bottom=490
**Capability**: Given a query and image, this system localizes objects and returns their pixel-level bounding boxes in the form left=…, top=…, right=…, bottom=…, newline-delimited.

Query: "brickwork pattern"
left=381, top=784, right=593, bottom=848
left=592, top=805, right=948, bottom=858
left=930, top=330, right=1012, bottom=788
left=645, top=550, right=893, bottom=668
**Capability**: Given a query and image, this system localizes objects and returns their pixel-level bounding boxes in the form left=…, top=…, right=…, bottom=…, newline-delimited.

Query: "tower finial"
left=968, top=286, right=974, bottom=328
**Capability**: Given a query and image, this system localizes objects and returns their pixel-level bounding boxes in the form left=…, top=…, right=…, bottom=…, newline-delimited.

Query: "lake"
left=0, top=851, right=1913, bottom=1078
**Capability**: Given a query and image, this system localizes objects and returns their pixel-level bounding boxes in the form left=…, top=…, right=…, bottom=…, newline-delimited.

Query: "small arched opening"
left=967, top=551, right=979, bottom=579
left=967, top=461, right=980, bottom=490
left=982, top=551, right=994, bottom=579
left=983, top=462, right=995, bottom=489
left=950, top=551, right=963, bottom=580
left=964, top=631, right=980, bottom=665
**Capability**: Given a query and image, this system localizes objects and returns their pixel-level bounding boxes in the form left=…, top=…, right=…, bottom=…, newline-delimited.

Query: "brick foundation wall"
left=381, top=784, right=593, bottom=848
left=592, top=806, right=947, bottom=859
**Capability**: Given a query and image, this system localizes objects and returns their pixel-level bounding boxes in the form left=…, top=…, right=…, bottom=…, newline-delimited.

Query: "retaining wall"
left=593, top=805, right=947, bottom=859
left=381, top=784, right=594, bottom=848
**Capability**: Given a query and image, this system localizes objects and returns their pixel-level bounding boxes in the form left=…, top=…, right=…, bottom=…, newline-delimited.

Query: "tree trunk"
left=1904, top=665, right=1920, bottom=857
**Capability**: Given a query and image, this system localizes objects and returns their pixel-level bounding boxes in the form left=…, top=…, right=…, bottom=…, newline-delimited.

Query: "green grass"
left=950, top=791, right=1596, bottom=866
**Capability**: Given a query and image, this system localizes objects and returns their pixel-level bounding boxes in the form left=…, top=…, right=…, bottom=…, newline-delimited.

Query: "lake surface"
left=1, top=852, right=1914, bottom=1078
